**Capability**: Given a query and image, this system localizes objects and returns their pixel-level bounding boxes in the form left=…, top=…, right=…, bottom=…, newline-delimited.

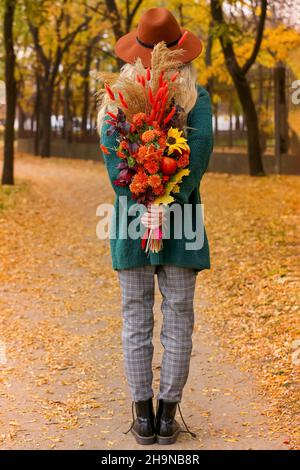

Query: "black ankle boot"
left=156, top=399, right=197, bottom=445
left=124, top=398, right=156, bottom=445
left=156, top=399, right=181, bottom=445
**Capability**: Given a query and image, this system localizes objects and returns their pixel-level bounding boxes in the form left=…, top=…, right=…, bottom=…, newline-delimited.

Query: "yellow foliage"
left=153, top=169, right=190, bottom=205
left=259, top=25, right=300, bottom=67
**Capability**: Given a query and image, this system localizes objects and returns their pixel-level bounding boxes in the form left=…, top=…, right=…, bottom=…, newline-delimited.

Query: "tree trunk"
left=274, top=62, right=288, bottom=173
left=210, top=0, right=267, bottom=175
left=63, top=76, right=73, bottom=144
left=232, top=74, right=264, bottom=174
left=81, top=46, right=92, bottom=132
left=2, top=0, right=17, bottom=185
left=228, top=93, right=233, bottom=148
left=34, top=72, right=41, bottom=155
left=258, top=64, right=267, bottom=153
left=54, top=84, right=61, bottom=133
left=18, top=103, right=26, bottom=137
left=39, top=86, right=53, bottom=157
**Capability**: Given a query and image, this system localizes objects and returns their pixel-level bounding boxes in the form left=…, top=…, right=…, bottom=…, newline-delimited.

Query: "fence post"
left=274, top=62, right=288, bottom=174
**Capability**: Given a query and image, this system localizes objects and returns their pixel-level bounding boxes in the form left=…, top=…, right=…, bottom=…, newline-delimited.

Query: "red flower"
left=144, top=159, right=159, bottom=174
left=117, top=150, right=127, bottom=159
left=120, top=140, right=129, bottom=150
left=148, top=174, right=162, bottom=188
left=129, top=171, right=148, bottom=195
left=158, top=136, right=167, bottom=148
left=153, top=184, right=165, bottom=196
left=132, top=113, right=147, bottom=128
left=136, top=145, right=148, bottom=163
left=142, top=129, right=161, bottom=143
left=177, top=152, right=190, bottom=168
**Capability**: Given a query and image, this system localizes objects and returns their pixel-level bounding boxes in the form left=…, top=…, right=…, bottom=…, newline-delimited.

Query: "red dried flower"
left=100, top=144, right=110, bottom=155
left=178, top=31, right=188, bottom=46
left=118, top=91, right=128, bottom=109
left=117, top=150, right=127, bottom=159
left=105, top=83, right=115, bottom=101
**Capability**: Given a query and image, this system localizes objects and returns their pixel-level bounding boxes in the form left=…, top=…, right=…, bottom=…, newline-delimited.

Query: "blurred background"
left=0, top=0, right=299, bottom=451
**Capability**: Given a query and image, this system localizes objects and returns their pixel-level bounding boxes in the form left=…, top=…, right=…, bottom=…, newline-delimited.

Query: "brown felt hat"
left=114, top=7, right=203, bottom=68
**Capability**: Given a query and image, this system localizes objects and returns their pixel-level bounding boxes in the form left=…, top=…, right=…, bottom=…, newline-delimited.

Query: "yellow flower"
left=166, top=127, right=189, bottom=155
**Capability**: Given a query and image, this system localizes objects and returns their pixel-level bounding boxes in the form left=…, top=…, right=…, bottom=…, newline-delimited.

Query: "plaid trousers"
left=118, top=265, right=197, bottom=402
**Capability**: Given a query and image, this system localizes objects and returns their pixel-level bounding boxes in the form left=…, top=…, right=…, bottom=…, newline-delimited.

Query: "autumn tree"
left=102, top=0, right=144, bottom=66
left=210, top=0, right=268, bottom=175
left=25, top=0, right=93, bottom=157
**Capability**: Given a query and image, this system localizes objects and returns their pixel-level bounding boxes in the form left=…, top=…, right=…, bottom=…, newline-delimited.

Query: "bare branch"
left=241, top=0, right=268, bottom=74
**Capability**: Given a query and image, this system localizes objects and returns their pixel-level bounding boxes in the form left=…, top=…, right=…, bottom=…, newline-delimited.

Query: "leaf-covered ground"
left=0, top=153, right=299, bottom=449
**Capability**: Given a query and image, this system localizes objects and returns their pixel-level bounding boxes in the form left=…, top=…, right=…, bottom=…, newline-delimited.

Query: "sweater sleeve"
left=173, top=86, right=213, bottom=205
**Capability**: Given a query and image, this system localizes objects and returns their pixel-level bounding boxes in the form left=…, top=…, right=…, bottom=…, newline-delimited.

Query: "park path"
left=0, top=154, right=288, bottom=450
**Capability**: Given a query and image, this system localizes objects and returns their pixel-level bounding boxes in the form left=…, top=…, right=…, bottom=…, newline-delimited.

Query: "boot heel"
left=156, top=427, right=180, bottom=445
left=124, top=398, right=156, bottom=446
left=156, top=399, right=181, bottom=445
left=131, top=428, right=156, bottom=445
left=156, top=400, right=196, bottom=445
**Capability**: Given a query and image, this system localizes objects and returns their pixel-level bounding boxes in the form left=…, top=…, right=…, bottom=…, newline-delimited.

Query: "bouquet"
left=98, top=43, right=191, bottom=253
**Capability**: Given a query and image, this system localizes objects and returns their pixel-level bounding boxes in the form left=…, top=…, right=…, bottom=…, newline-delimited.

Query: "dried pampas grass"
left=149, top=41, right=184, bottom=95
left=95, top=41, right=197, bottom=133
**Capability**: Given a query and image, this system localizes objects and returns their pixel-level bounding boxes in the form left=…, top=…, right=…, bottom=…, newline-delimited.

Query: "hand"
left=141, top=204, right=166, bottom=229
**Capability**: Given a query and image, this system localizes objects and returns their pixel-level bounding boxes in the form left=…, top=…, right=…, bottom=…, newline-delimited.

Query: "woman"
left=98, top=7, right=213, bottom=445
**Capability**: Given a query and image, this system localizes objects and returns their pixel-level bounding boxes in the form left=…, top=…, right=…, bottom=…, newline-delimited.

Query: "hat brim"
left=114, top=28, right=203, bottom=68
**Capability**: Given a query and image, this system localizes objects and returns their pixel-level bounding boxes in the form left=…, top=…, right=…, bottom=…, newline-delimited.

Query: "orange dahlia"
left=144, top=159, right=159, bottom=174
left=141, top=129, right=161, bottom=143
left=148, top=174, right=161, bottom=188
left=129, top=171, right=148, bottom=194
left=132, top=113, right=147, bottom=127
left=135, top=145, right=148, bottom=163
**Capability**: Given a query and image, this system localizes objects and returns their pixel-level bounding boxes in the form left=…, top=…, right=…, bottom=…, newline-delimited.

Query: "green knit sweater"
left=100, top=84, right=213, bottom=272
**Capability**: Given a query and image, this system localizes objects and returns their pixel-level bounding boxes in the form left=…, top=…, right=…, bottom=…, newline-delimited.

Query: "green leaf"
left=127, top=156, right=136, bottom=167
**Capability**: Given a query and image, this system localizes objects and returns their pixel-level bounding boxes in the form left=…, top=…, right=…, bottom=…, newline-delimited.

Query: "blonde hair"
left=97, top=60, right=198, bottom=136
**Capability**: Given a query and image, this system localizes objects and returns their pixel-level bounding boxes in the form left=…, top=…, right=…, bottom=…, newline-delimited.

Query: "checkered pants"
left=118, top=265, right=197, bottom=402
